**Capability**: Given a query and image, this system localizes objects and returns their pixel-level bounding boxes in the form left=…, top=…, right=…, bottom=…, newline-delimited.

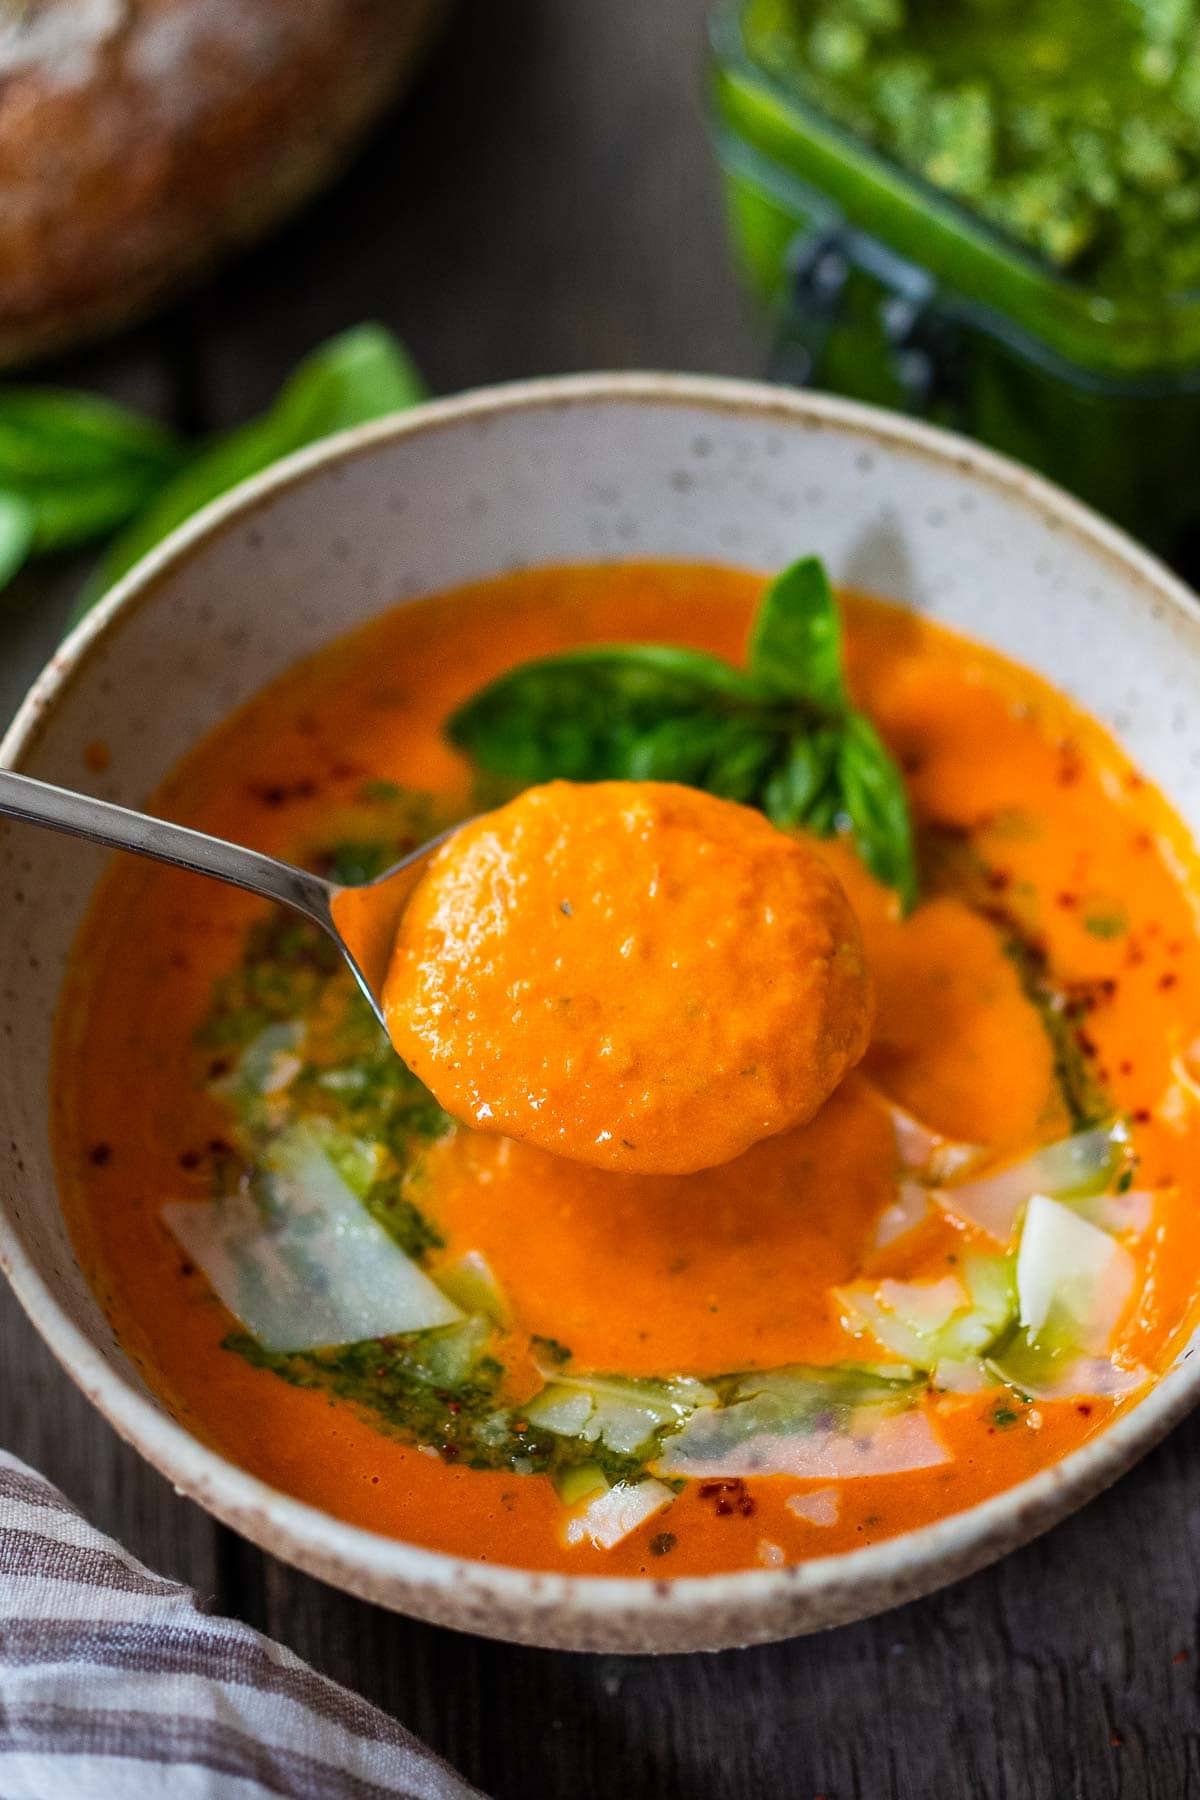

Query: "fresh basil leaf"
left=0, top=389, right=182, bottom=483
left=0, top=388, right=185, bottom=557
left=625, top=713, right=747, bottom=785
left=79, top=324, right=425, bottom=613
left=761, top=726, right=842, bottom=828
left=747, top=555, right=847, bottom=711
left=446, top=645, right=768, bottom=784
left=447, top=564, right=917, bottom=909
left=702, top=725, right=781, bottom=805
left=29, top=467, right=180, bottom=555
left=836, top=713, right=917, bottom=911
left=0, top=492, right=34, bottom=592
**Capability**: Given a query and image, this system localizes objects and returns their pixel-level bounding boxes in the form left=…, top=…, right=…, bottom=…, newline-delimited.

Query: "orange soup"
left=53, top=562, right=1200, bottom=1577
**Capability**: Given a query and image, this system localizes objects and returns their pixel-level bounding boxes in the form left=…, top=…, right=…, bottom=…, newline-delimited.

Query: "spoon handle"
left=0, top=766, right=335, bottom=931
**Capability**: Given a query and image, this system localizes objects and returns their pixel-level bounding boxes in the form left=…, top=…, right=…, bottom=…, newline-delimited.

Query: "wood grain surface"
left=2, top=4, right=1198, bottom=1795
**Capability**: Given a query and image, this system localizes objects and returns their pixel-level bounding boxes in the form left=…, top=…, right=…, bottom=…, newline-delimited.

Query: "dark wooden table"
left=3, top=5, right=1199, bottom=1795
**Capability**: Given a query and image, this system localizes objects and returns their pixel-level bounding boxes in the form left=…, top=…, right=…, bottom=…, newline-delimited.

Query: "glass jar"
left=710, top=0, right=1200, bottom=563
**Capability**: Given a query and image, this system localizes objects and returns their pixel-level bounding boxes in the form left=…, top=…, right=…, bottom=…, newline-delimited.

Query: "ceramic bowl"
left=3, top=374, right=1200, bottom=1654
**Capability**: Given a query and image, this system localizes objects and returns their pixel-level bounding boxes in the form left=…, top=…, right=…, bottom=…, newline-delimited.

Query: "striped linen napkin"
left=0, top=1449, right=485, bottom=1799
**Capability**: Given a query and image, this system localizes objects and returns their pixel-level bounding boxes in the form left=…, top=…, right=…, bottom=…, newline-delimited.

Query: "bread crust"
left=0, top=0, right=446, bottom=366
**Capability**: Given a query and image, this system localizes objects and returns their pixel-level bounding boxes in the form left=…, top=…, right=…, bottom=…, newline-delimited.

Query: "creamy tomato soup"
left=53, top=562, right=1200, bottom=1577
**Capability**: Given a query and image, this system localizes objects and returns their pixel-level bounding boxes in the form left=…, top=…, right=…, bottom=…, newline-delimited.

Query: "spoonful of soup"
left=0, top=770, right=871, bottom=1174
left=384, top=780, right=873, bottom=1174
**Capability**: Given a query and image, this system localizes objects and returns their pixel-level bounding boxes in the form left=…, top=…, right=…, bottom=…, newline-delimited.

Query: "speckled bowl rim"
left=4, top=372, right=1200, bottom=1653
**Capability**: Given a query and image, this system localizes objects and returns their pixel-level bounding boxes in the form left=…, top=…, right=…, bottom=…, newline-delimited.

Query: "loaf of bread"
left=0, top=0, right=445, bottom=366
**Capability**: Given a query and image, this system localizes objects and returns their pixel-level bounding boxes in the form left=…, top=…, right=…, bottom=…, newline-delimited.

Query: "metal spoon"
left=0, top=767, right=458, bottom=1030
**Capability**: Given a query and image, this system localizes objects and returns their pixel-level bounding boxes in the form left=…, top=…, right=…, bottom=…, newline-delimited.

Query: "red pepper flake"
left=1174, top=1649, right=1191, bottom=1665
left=698, top=1478, right=756, bottom=1518
left=206, top=1137, right=234, bottom=1158
left=1110, top=1732, right=1124, bottom=1749
left=1159, top=972, right=1179, bottom=992
left=1077, top=1403, right=1093, bottom=1417
left=446, top=1399, right=462, bottom=1415
left=178, top=1149, right=202, bottom=1171
left=1133, top=831, right=1154, bottom=853
left=87, top=1143, right=112, bottom=1167
left=1119, top=1060, right=1134, bottom=1076
left=1125, top=942, right=1146, bottom=968
left=248, top=778, right=317, bottom=808
left=1132, top=1108, right=1152, bottom=1125
left=441, top=1443, right=460, bottom=1461
left=1056, top=891, right=1078, bottom=909
left=207, top=1058, right=231, bottom=1080
left=1065, top=978, right=1119, bottom=1017
left=84, top=739, right=111, bottom=774
left=985, top=868, right=1011, bottom=893
left=1126, top=770, right=1146, bottom=791
left=512, top=1420, right=528, bottom=1435
left=1075, top=1030, right=1098, bottom=1059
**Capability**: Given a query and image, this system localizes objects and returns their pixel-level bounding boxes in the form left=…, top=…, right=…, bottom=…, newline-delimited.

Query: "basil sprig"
left=0, top=324, right=423, bottom=614
left=0, top=388, right=186, bottom=584
left=446, top=556, right=917, bottom=910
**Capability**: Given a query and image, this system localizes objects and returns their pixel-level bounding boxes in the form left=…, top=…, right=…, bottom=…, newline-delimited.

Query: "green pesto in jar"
left=743, top=0, right=1200, bottom=297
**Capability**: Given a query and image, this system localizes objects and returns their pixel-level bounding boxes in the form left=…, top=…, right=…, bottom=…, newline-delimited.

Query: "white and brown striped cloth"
left=0, top=1450, right=485, bottom=1800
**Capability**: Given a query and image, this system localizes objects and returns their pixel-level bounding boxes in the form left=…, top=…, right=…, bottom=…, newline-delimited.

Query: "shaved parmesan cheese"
left=653, top=1363, right=943, bottom=1479
left=525, top=1371, right=717, bottom=1456
left=162, top=1121, right=462, bottom=1352
left=991, top=1350, right=1149, bottom=1401
left=872, top=1180, right=931, bottom=1251
left=525, top=1387, right=596, bottom=1440
left=564, top=1479, right=674, bottom=1549
left=210, top=1022, right=304, bottom=1124
left=657, top=1406, right=950, bottom=1480
left=932, top=1358, right=994, bottom=1395
left=986, top=1190, right=1145, bottom=1400
left=885, top=1098, right=984, bottom=1184
left=838, top=1276, right=968, bottom=1363
left=1016, top=1193, right=1135, bottom=1350
left=786, top=1488, right=840, bottom=1527
left=838, top=1257, right=1015, bottom=1368
left=880, top=1276, right=968, bottom=1329
left=936, top=1118, right=1133, bottom=1244
left=1072, top=1187, right=1155, bottom=1238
